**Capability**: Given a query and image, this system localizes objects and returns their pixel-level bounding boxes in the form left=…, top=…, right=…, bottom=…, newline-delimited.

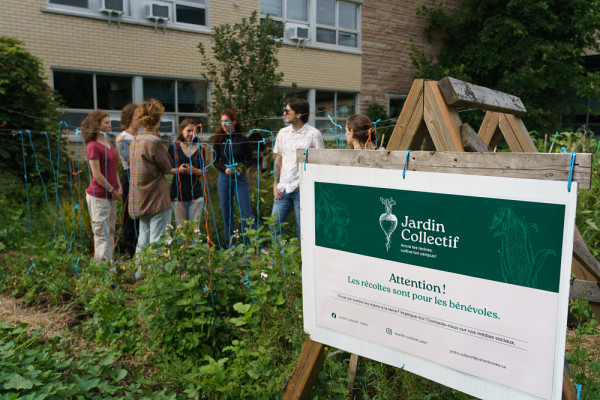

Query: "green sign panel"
left=315, top=182, right=565, bottom=293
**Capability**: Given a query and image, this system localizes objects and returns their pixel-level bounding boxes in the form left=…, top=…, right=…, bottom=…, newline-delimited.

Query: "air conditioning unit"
left=100, top=0, right=123, bottom=13
left=148, top=3, right=169, bottom=20
left=287, top=25, right=309, bottom=41
left=100, top=0, right=124, bottom=27
left=147, top=3, right=170, bottom=32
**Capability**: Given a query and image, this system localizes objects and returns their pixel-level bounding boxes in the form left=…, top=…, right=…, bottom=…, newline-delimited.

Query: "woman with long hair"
left=169, top=118, right=205, bottom=226
left=213, top=109, right=255, bottom=248
left=128, top=99, right=188, bottom=274
left=345, top=114, right=378, bottom=150
left=82, top=110, right=122, bottom=263
left=115, top=103, right=139, bottom=257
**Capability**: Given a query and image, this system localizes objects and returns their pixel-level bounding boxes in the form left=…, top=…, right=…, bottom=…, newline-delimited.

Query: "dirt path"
left=0, top=292, right=79, bottom=336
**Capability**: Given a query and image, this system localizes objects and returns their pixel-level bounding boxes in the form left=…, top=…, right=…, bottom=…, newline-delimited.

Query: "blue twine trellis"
left=373, top=118, right=381, bottom=149
left=8, top=121, right=313, bottom=309
left=27, top=131, right=58, bottom=247
left=328, top=114, right=345, bottom=149
left=16, top=130, right=36, bottom=273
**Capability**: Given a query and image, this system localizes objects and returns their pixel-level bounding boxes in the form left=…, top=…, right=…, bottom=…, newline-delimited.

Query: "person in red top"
left=82, top=110, right=122, bottom=263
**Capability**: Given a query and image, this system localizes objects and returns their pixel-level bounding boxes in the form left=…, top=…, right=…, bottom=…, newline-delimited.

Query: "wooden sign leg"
left=347, top=353, right=360, bottom=396
left=562, top=366, right=578, bottom=400
left=282, top=337, right=326, bottom=400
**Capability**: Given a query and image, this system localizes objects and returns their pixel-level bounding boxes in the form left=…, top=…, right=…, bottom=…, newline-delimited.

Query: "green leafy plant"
left=410, top=0, right=600, bottom=134
left=0, top=36, right=67, bottom=181
left=198, top=11, right=290, bottom=132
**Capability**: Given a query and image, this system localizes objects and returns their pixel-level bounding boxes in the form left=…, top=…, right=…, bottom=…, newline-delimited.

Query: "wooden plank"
left=346, top=353, right=360, bottom=396
left=570, top=279, right=600, bottom=302
left=563, top=367, right=578, bottom=400
left=499, top=114, right=537, bottom=152
left=398, top=93, right=428, bottom=150
left=388, top=79, right=424, bottom=151
left=478, top=111, right=502, bottom=148
left=573, top=228, right=600, bottom=281
left=423, top=81, right=464, bottom=151
left=438, top=76, right=527, bottom=115
left=298, top=149, right=592, bottom=189
left=461, top=123, right=492, bottom=153
left=282, top=337, right=326, bottom=400
left=498, top=113, right=526, bottom=152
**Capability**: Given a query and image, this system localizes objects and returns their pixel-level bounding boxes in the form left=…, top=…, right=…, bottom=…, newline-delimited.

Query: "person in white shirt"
left=271, top=98, right=324, bottom=242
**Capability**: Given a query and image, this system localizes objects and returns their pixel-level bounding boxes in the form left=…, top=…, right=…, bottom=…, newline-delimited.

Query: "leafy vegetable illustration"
left=316, top=188, right=350, bottom=246
left=490, top=208, right=555, bottom=288
left=380, top=197, right=397, bottom=251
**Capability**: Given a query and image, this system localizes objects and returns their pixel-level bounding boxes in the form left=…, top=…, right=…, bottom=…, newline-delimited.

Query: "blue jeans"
left=135, top=208, right=172, bottom=254
left=172, top=197, right=204, bottom=227
left=271, top=189, right=300, bottom=242
left=217, top=171, right=255, bottom=248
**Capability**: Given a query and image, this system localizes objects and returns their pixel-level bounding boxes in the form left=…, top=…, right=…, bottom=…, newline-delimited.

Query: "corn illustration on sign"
left=301, top=164, right=577, bottom=400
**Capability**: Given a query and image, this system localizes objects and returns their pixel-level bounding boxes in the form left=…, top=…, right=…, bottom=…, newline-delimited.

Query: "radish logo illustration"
left=380, top=197, right=398, bottom=251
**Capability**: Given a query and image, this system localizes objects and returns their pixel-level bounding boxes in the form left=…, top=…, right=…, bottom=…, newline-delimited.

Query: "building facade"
left=0, top=0, right=456, bottom=135
left=361, top=0, right=462, bottom=119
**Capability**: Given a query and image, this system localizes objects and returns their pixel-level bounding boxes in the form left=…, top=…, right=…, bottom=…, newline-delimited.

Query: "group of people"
left=81, top=97, right=378, bottom=267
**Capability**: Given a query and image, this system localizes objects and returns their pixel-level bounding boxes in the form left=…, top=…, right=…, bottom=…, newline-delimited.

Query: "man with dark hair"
left=271, top=98, right=324, bottom=242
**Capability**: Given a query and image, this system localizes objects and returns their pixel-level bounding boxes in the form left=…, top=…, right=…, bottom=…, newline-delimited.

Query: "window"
left=316, top=0, right=358, bottom=47
left=143, top=77, right=208, bottom=134
left=174, top=0, right=206, bottom=26
left=314, top=90, right=356, bottom=134
left=388, top=94, right=407, bottom=118
left=49, top=0, right=88, bottom=7
left=53, top=69, right=208, bottom=136
left=143, top=79, right=176, bottom=112
left=54, top=71, right=94, bottom=109
left=260, top=0, right=360, bottom=49
left=96, top=75, right=132, bottom=111
left=261, top=0, right=308, bottom=21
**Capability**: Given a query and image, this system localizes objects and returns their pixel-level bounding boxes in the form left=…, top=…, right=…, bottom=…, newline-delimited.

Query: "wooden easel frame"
left=283, top=78, right=594, bottom=400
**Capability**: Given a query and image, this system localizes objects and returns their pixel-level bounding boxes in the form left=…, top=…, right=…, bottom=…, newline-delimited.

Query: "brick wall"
left=361, top=0, right=462, bottom=114
left=0, top=0, right=360, bottom=91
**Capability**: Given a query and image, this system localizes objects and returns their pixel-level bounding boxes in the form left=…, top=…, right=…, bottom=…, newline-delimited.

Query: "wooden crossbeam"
left=461, top=123, right=492, bottom=153
left=298, top=149, right=592, bottom=189
left=438, top=76, right=527, bottom=115
left=570, top=279, right=600, bottom=303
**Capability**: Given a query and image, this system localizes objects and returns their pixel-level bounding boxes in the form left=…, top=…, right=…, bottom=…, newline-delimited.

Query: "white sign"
left=300, top=164, right=576, bottom=400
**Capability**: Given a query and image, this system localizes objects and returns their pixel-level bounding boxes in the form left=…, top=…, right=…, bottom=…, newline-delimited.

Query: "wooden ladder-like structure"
left=282, top=77, right=596, bottom=400
left=386, top=77, right=600, bottom=400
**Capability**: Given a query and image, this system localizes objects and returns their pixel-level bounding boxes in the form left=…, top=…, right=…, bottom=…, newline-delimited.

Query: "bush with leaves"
left=411, top=0, right=600, bottom=134
left=0, top=36, right=66, bottom=181
left=198, top=11, right=290, bottom=133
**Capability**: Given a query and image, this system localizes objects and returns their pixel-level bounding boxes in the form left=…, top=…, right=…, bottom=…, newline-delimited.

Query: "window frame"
left=259, top=0, right=361, bottom=52
left=313, top=90, right=358, bottom=138
left=52, top=68, right=209, bottom=137
left=315, top=0, right=360, bottom=48
left=388, top=94, right=407, bottom=119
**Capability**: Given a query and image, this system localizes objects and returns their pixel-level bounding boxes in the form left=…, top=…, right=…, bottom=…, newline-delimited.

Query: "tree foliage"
left=411, top=0, right=600, bottom=133
left=198, top=11, right=290, bottom=132
left=0, top=37, right=64, bottom=179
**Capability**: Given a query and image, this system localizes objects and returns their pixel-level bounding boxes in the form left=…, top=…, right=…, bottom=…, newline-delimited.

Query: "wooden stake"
left=347, top=353, right=360, bottom=397
left=282, top=337, right=326, bottom=400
